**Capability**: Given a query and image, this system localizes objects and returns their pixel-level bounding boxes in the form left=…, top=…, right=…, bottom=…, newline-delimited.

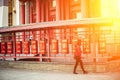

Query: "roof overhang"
left=0, top=18, right=113, bottom=33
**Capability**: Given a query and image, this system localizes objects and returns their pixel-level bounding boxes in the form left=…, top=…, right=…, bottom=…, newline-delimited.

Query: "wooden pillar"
left=56, top=0, right=67, bottom=20
left=64, top=0, right=70, bottom=20
left=90, top=0, right=101, bottom=17
left=59, top=0, right=64, bottom=20
left=12, top=32, right=16, bottom=61
left=56, top=0, right=61, bottom=21
left=25, top=1, right=30, bottom=24
left=45, top=0, right=49, bottom=21
left=20, top=1, right=25, bottom=24
left=41, top=1, right=45, bottom=22
left=30, top=2, right=33, bottom=23
left=36, top=0, right=41, bottom=23
left=81, top=0, right=90, bottom=18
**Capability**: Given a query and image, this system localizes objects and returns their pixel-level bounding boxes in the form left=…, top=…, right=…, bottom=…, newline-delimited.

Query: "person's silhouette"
left=73, top=39, right=88, bottom=74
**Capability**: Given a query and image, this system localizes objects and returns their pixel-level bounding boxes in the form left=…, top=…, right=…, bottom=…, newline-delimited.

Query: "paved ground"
left=0, top=67, right=120, bottom=80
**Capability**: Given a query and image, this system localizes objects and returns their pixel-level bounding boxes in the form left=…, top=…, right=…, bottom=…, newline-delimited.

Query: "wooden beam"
left=0, top=18, right=113, bottom=33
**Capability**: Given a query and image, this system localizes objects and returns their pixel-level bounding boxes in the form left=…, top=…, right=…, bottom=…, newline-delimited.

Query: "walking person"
left=73, top=39, right=88, bottom=74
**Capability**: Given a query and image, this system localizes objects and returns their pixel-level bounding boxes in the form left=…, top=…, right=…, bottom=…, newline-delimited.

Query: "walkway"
left=0, top=67, right=120, bottom=80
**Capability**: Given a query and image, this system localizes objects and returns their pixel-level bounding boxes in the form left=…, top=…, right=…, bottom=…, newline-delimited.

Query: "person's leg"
left=79, top=59, right=88, bottom=74
left=73, top=58, right=79, bottom=74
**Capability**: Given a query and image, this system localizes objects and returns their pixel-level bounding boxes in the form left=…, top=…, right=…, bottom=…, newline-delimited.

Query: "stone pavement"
left=0, top=67, right=120, bottom=80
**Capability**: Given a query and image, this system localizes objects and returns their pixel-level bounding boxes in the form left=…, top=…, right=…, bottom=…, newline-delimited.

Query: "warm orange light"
left=112, top=19, right=120, bottom=31
left=74, top=0, right=78, bottom=2
left=52, top=0, right=56, bottom=7
left=101, top=0, right=120, bottom=18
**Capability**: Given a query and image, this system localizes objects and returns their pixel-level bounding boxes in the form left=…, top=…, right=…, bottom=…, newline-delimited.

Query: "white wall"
left=0, top=6, right=8, bottom=27
left=0, top=7, right=3, bottom=27
left=16, top=0, right=20, bottom=25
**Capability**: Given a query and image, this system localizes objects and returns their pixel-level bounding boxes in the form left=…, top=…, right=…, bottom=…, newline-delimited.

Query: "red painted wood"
left=1, top=42, right=7, bottom=54
left=51, top=40, right=58, bottom=54
left=36, top=0, right=41, bottom=22
left=45, top=1, right=49, bottom=21
left=39, top=40, right=46, bottom=54
left=7, top=41, right=13, bottom=54
left=30, top=5, right=33, bottom=23
left=0, top=18, right=113, bottom=33
left=41, top=1, right=45, bottom=22
left=61, top=39, right=68, bottom=54
left=16, top=41, right=22, bottom=54
left=31, top=40, right=38, bottom=54
left=23, top=41, right=30, bottom=54
left=21, top=1, right=25, bottom=24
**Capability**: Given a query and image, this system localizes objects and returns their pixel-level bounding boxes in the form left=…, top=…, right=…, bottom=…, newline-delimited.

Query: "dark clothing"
left=74, top=45, right=81, bottom=58
left=73, top=44, right=86, bottom=73
left=73, top=56, right=86, bottom=73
